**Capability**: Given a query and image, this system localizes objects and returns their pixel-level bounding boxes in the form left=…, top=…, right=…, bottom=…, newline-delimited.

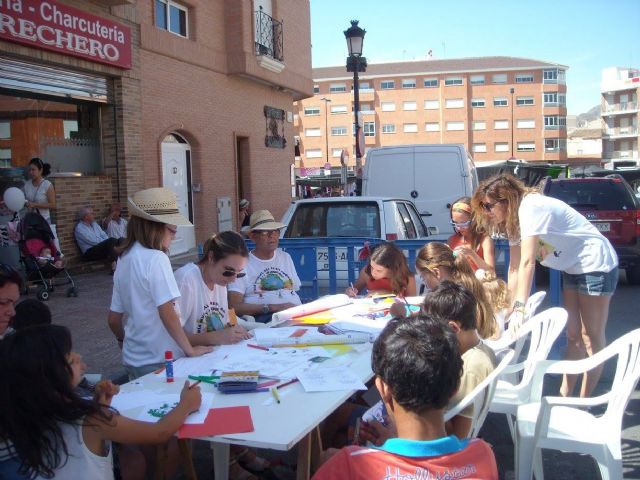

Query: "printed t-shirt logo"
left=196, top=302, right=225, bottom=333
left=254, top=267, right=294, bottom=293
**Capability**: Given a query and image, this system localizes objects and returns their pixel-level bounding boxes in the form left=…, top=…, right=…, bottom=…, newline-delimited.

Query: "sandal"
left=238, top=449, right=271, bottom=473
left=228, top=458, right=259, bottom=480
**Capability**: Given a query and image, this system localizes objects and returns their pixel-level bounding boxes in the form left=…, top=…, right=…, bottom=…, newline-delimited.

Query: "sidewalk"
left=42, top=270, right=640, bottom=479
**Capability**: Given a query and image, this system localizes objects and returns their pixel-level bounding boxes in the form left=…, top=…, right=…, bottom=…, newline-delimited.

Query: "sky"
left=309, top=0, right=639, bottom=116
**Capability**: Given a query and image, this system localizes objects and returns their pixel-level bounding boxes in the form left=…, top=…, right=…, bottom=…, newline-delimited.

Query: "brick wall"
left=50, top=176, right=113, bottom=265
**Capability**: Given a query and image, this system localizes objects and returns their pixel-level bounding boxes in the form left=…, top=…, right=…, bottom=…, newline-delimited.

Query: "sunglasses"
left=450, top=220, right=472, bottom=228
left=481, top=200, right=502, bottom=212
left=222, top=268, right=246, bottom=278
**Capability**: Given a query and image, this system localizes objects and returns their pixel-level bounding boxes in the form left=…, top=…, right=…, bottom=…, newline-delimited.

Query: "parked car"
left=544, top=175, right=640, bottom=284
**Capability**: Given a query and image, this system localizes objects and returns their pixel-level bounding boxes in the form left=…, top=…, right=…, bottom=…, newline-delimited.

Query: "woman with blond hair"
left=447, top=196, right=495, bottom=272
left=416, top=242, right=496, bottom=339
left=471, top=173, right=618, bottom=397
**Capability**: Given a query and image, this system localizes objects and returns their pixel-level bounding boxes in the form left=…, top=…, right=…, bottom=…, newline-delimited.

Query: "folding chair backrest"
left=513, top=291, right=547, bottom=360
left=602, top=329, right=640, bottom=428
left=444, top=349, right=515, bottom=438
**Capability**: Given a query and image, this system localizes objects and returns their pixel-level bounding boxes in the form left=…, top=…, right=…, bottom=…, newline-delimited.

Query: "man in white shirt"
left=228, top=210, right=301, bottom=323
left=74, top=206, right=121, bottom=263
left=102, top=202, right=128, bottom=239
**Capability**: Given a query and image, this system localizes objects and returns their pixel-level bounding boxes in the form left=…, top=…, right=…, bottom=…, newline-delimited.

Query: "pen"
left=270, top=387, right=281, bottom=404
left=277, top=378, right=299, bottom=390
left=188, top=380, right=201, bottom=390
left=247, top=344, right=269, bottom=351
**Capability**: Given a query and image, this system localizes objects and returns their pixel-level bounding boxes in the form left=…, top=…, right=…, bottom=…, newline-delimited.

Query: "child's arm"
left=346, top=267, right=368, bottom=297
left=445, top=415, right=472, bottom=439
left=187, top=326, right=251, bottom=346
left=405, top=275, right=417, bottom=297
left=92, top=381, right=202, bottom=445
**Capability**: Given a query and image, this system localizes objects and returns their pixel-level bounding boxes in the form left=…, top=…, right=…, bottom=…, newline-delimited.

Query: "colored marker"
left=247, top=343, right=269, bottom=351
left=270, top=387, right=281, bottom=404
left=188, top=380, right=201, bottom=390
left=277, top=378, right=299, bottom=390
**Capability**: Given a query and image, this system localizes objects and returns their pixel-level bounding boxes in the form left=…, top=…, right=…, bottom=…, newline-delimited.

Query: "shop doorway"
left=161, top=133, right=194, bottom=255
left=236, top=136, right=250, bottom=226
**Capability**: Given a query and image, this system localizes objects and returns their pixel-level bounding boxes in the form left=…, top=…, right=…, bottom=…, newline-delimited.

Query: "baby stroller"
left=17, top=211, right=78, bottom=301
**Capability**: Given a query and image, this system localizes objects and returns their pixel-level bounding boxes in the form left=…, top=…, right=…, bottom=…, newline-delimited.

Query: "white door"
left=161, top=140, right=195, bottom=256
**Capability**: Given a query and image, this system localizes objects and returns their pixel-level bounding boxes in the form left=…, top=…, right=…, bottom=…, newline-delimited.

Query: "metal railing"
left=602, top=126, right=638, bottom=137
left=603, top=102, right=638, bottom=113
left=254, top=8, right=284, bottom=62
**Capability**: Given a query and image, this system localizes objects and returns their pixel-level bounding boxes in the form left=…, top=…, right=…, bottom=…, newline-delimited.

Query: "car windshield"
left=284, top=202, right=381, bottom=238
left=547, top=180, right=638, bottom=210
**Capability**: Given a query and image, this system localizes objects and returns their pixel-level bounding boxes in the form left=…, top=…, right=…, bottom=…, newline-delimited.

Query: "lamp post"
left=344, top=20, right=367, bottom=195
left=321, top=97, right=331, bottom=168
left=509, top=87, right=515, bottom=160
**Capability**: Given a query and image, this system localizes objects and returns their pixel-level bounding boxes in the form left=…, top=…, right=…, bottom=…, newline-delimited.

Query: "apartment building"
left=294, top=56, right=568, bottom=169
left=601, top=67, right=639, bottom=167
left=0, top=0, right=312, bottom=261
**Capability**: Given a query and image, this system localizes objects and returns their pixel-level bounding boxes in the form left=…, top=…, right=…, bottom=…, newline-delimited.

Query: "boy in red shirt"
left=312, top=315, right=498, bottom=480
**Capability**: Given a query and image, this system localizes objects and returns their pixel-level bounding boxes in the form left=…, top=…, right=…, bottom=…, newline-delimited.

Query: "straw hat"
left=244, top=209, right=286, bottom=231
left=239, top=199, right=250, bottom=209
left=127, top=188, right=192, bottom=226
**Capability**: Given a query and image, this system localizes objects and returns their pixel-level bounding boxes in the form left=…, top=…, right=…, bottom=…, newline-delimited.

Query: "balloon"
left=3, top=187, right=26, bottom=212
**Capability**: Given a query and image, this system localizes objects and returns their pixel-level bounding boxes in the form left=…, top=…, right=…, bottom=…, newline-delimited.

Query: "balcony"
left=254, top=7, right=284, bottom=72
left=602, top=126, right=638, bottom=139
left=602, top=150, right=638, bottom=160
left=601, top=102, right=638, bottom=116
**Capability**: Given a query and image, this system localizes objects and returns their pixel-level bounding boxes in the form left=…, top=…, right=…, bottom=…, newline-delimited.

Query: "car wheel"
left=627, top=265, right=640, bottom=285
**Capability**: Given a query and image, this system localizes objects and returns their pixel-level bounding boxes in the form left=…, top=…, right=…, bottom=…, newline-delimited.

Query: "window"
left=492, top=73, right=508, bottom=84
left=515, top=73, right=534, bottom=83
left=403, top=101, right=417, bottom=111
left=402, top=79, right=416, bottom=89
left=0, top=121, right=10, bottom=139
left=304, top=106, right=320, bottom=116
left=423, top=78, right=438, bottom=88
left=473, top=143, right=487, bottom=153
left=313, top=85, right=319, bottom=94
left=330, top=83, right=347, bottom=93
left=470, top=75, right=485, bottom=85
left=364, top=122, right=376, bottom=136
left=331, top=127, right=347, bottom=136
left=544, top=116, right=566, bottom=129
left=543, top=92, right=566, bottom=105
left=425, top=122, right=440, bottom=132
left=330, top=104, right=348, bottom=114
left=445, top=98, right=464, bottom=108
left=359, top=82, right=371, bottom=89
left=305, top=128, right=321, bottom=137
left=285, top=202, right=382, bottom=238
left=332, top=148, right=344, bottom=157
left=305, top=149, right=321, bottom=158
left=545, top=138, right=567, bottom=151
left=381, top=80, right=395, bottom=89
left=446, top=121, right=464, bottom=131
left=473, top=121, right=486, bottom=130
left=494, top=120, right=509, bottom=130
left=403, top=123, right=418, bottom=133
left=361, top=103, right=374, bottom=113
left=63, top=120, right=78, bottom=139
left=516, top=96, right=534, bottom=106
left=517, top=119, right=535, bottom=129
left=0, top=148, right=10, bottom=167
left=517, top=142, right=536, bottom=152
left=156, top=0, right=188, bottom=37
left=445, top=77, right=463, bottom=86
left=493, top=97, right=508, bottom=107
left=471, top=98, right=485, bottom=108
left=424, top=100, right=439, bottom=110
left=543, top=69, right=566, bottom=84
left=381, top=102, right=396, bottom=112
left=382, top=124, right=396, bottom=134
left=495, top=142, right=509, bottom=152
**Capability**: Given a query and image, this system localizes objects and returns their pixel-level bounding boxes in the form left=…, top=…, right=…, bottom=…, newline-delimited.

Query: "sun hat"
left=127, top=187, right=192, bottom=226
left=244, top=209, right=286, bottom=232
left=239, top=199, right=250, bottom=209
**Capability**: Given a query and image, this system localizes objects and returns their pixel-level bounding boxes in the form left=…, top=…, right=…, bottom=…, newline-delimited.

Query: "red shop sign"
left=0, top=0, right=132, bottom=69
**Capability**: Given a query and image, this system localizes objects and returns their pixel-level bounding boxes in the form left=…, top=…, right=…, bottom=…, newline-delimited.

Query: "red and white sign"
left=0, top=0, right=132, bottom=69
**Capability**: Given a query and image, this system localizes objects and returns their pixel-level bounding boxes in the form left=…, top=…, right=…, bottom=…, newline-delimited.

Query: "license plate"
left=594, top=222, right=610, bottom=232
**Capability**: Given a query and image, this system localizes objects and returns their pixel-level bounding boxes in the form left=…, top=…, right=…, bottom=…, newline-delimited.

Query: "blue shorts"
left=562, top=267, right=618, bottom=296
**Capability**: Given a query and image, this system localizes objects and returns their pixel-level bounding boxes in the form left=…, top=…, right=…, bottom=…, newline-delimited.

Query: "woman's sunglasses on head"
left=450, top=220, right=472, bottom=228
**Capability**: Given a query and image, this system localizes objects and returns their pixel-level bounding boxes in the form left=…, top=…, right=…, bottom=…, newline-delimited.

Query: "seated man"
left=74, top=206, right=121, bottom=265
left=228, top=210, right=301, bottom=323
left=102, top=202, right=128, bottom=239
left=313, top=315, right=498, bottom=479
left=423, top=281, right=497, bottom=439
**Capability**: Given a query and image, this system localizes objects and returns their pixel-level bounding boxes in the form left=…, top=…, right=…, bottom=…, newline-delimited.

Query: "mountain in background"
left=576, top=105, right=600, bottom=127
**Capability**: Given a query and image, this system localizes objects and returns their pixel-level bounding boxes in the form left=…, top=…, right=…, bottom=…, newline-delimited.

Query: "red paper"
left=178, top=406, right=254, bottom=439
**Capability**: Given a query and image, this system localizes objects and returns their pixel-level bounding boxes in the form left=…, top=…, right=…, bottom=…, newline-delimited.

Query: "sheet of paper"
left=213, top=345, right=327, bottom=378
left=297, top=366, right=367, bottom=392
left=135, top=393, right=214, bottom=424
left=178, top=406, right=254, bottom=439
left=110, top=390, right=156, bottom=412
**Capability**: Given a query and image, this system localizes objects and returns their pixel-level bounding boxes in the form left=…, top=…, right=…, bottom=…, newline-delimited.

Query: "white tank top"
left=36, top=420, right=113, bottom=480
left=23, top=179, right=52, bottom=222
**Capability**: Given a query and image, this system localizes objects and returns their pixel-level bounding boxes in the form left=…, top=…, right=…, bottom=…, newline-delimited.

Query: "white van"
left=362, top=144, right=478, bottom=234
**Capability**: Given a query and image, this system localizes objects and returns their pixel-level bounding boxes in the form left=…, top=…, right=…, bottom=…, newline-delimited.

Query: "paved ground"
left=37, top=267, right=640, bottom=479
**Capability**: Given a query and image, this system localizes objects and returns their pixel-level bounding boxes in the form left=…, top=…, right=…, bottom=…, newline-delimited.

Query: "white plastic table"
left=119, top=343, right=373, bottom=480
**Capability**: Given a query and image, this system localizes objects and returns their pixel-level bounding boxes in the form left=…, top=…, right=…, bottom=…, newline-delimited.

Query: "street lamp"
left=321, top=97, right=331, bottom=167
left=344, top=20, right=367, bottom=195
left=509, top=87, right=516, bottom=160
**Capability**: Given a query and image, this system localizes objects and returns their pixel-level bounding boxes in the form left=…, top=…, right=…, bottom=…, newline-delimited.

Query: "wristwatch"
left=262, top=304, right=270, bottom=314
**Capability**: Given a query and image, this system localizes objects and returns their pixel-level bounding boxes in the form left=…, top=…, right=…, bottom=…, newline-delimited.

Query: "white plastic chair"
left=445, top=349, right=515, bottom=439
left=515, top=328, right=640, bottom=480
left=488, top=307, right=568, bottom=441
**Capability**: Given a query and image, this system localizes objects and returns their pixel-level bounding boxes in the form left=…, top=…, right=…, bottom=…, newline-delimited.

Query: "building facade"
left=601, top=66, right=639, bottom=167
left=0, top=0, right=312, bottom=262
left=294, top=56, right=568, bottom=170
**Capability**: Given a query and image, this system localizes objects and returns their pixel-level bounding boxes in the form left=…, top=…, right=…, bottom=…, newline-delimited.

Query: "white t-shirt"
left=110, top=242, right=184, bottom=367
left=106, top=218, right=128, bottom=239
left=23, top=179, right=52, bottom=222
left=228, top=249, right=302, bottom=306
left=174, top=262, right=229, bottom=334
left=519, top=194, right=618, bottom=274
